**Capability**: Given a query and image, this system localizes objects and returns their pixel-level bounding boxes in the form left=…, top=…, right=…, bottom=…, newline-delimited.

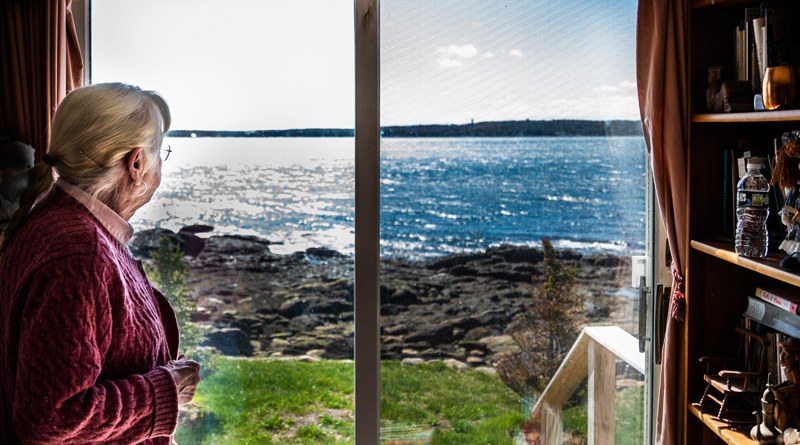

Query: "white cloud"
left=482, top=52, right=494, bottom=58
left=438, top=59, right=464, bottom=68
left=619, top=80, right=637, bottom=89
left=436, top=44, right=478, bottom=68
left=509, top=49, right=523, bottom=57
left=443, top=44, right=478, bottom=59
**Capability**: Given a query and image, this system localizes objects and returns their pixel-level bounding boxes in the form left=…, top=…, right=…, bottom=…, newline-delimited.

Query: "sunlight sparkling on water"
left=131, top=136, right=646, bottom=260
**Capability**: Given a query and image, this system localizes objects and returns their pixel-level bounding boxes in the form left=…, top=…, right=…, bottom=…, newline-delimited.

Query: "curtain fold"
left=0, top=0, right=83, bottom=160
left=636, top=0, right=689, bottom=444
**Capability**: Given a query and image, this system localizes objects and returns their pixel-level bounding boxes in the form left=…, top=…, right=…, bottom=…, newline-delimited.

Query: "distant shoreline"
left=167, top=119, right=643, bottom=139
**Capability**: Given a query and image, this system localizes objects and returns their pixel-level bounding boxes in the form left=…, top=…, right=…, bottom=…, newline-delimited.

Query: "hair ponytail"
left=0, top=162, right=55, bottom=253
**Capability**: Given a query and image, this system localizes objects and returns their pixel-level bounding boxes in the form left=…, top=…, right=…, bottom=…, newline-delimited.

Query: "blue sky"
left=91, top=0, right=639, bottom=131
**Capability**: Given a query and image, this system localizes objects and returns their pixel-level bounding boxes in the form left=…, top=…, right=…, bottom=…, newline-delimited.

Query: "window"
left=88, top=1, right=654, bottom=443
left=379, top=2, right=649, bottom=443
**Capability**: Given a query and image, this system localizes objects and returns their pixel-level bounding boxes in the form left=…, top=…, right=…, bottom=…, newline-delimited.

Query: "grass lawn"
left=175, top=358, right=526, bottom=444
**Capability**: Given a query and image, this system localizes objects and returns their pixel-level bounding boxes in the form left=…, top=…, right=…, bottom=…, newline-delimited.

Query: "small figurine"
left=774, top=337, right=800, bottom=432
left=751, top=383, right=781, bottom=444
left=771, top=134, right=800, bottom=270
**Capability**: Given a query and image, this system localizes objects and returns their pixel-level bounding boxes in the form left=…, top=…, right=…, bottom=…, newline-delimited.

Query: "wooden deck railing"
left=530, top=326, right=645, bottom=445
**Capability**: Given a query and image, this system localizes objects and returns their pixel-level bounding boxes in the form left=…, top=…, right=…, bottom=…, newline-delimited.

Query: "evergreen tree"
left=497, top=239, right=585, bottom=397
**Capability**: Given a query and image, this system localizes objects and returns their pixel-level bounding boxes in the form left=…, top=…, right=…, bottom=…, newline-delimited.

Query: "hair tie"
left=42, top=154, right=58, bottom=167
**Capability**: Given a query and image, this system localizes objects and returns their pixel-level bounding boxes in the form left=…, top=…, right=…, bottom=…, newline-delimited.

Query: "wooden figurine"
left=774, top=337, right=800, bottom=431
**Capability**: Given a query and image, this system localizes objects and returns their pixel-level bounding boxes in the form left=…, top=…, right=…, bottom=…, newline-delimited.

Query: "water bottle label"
left=738, top=191, right=769, bottom=207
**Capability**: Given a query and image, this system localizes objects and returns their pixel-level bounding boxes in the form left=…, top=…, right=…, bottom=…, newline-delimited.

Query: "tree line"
left=168, top=119, right=643, bottom=138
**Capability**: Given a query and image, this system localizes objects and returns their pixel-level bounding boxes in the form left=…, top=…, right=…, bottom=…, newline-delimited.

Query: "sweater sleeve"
left=11, top=254, right=179, bottom=444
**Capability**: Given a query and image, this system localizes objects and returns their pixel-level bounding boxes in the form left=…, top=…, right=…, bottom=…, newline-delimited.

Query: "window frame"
left=73, top=1, right=660, bottom=443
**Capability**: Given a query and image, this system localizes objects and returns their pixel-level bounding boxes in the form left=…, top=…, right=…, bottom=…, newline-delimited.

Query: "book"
left=745, top=296, right=800, bottom=339
left=745, top=8, right=761, bottom=91
left=754, top=17, right=766, bottom=82
left=757, top=287, right=800, bottom=314
left=766, top=330, right=777, bottom=384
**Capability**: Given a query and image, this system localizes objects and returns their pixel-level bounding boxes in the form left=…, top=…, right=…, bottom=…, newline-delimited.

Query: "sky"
left=91, top=0, right=640, bottom=131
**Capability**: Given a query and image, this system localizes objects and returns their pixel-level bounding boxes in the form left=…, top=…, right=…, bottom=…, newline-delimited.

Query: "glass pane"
left=380, top=1, right=646, bottom=444
left=92, top=2, right=355, bottom=443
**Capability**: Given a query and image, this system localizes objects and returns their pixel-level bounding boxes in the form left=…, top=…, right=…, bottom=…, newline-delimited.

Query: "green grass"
left=380, top=360, right=525, bottom=444
left=176, top=358, right=526, bottom=444
left=561, top=384, right=645, bottom=445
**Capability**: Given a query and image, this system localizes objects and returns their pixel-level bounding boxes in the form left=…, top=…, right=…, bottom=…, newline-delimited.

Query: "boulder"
left=203, top=327, right=254, bottom=356
left=401, top=358, right=425, bottom=366
left=323, top=338, right=354, bottom=359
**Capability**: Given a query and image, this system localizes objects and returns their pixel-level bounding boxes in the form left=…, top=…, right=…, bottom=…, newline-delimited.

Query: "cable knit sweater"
left=0, top=185, right=180, bottom=444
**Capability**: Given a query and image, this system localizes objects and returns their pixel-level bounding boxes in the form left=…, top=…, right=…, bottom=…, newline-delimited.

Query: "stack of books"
left=744, top=286, right=800, bottom=384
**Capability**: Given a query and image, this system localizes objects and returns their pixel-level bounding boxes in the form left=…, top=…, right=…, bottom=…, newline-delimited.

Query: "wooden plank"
left=585, top=326, right=645, bottom=374
left=689, top=404, right=756, bottom=445
left=588, top=341, right=616, bottom=445
left=692, top=110, right=800, bottom=123
left=691, top=240, right=800, bottom=287
left=541, top=403, right=563, bottom=445
left=531, top=330, right=590, bottom=419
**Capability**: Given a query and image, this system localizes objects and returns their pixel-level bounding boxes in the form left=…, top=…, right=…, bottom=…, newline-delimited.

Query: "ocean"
left=132, top=136, right=647, bottom=261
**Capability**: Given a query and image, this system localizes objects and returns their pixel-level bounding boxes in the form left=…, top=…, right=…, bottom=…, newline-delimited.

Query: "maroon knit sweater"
left=0, top=187, right=180, bottom=444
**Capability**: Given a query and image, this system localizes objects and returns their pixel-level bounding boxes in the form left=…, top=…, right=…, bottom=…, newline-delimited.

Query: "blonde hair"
left=0, top=82, right=171, bottom=253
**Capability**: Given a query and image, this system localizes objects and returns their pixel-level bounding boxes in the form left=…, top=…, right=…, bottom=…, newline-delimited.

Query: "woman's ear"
left=126, top=147, right=144, bottom=183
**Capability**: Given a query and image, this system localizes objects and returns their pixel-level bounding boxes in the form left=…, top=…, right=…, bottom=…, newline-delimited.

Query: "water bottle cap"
left=746, top=159, right=762, bottom=170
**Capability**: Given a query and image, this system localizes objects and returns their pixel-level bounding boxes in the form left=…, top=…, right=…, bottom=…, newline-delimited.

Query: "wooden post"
left=588, top=339, right=616, bottom=444
left=541, top=403, right=563, bottom=445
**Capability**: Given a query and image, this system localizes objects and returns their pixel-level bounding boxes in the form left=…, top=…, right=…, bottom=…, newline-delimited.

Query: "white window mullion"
left=354, top=0, right=380, bottom=444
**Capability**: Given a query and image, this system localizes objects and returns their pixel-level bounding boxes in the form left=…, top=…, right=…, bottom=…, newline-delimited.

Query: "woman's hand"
left=165, top=354, right=200, bottom=405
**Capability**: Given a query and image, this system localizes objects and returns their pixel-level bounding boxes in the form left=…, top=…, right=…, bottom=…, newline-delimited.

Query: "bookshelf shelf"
left=690, top=240, right=800, bottom=287
left=692, top=110, right=800, bottom=123
left=688, top=405, right=755, bottom=445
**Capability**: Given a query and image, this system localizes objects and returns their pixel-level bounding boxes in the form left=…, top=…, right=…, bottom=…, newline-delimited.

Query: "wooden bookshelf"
left=684, top=1, right=800, bottom=444
left=693, top=110, right=800, bottom=123
left=688, top=405, right=756, bottom=445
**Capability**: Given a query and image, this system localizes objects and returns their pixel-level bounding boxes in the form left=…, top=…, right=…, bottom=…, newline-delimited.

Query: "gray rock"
left=203, top=327, right=254, bottom=356
left=323, top=338, right=354, bottom=359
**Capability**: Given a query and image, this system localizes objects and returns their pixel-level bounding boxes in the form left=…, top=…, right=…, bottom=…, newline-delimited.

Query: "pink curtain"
left=636, top=0, right=689, bottom=444
left=0, top=0, right=83, bottom=160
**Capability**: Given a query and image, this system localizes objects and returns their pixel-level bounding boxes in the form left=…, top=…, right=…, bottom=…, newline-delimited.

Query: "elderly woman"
left=0, top=83, right=200, bottom=444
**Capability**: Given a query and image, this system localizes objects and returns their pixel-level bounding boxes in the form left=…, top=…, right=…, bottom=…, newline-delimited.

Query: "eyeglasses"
left=161, top=145, right=172, bottom=162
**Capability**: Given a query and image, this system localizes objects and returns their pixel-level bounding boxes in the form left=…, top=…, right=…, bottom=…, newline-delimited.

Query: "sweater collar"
left=56, top=179, right=135, bottom=245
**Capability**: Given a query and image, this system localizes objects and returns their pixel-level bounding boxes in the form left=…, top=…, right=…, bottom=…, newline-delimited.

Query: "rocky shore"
left=131, top=228, right=637, bottom=368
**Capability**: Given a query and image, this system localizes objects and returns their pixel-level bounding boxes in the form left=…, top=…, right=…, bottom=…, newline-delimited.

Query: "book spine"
left=766, top=331, right=777, bottom=384
left=757, top=288, right=800, bottom=314
left=745, top=296, right=800, bottom=338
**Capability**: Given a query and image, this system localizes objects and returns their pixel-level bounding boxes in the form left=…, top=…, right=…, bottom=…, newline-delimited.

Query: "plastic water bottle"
left=735, top=159, right=770, bottom=257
